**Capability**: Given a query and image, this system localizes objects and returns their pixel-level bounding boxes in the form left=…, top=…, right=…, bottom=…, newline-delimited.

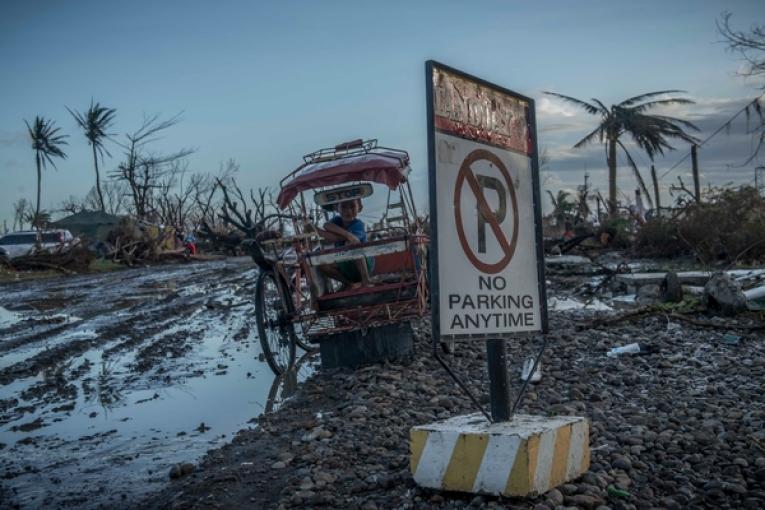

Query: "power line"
left=659, top=93, right=765, bottom=180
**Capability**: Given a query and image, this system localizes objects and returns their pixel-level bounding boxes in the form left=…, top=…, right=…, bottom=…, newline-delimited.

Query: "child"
left=319, top=199, right=373, bottom=289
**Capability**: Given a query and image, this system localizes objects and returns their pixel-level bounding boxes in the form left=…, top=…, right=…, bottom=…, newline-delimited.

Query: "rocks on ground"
left=144, top=297, right=765, bottom=510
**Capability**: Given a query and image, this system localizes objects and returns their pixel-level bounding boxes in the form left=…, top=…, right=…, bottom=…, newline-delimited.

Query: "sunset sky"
left=1, top=0, right=763, bottom=226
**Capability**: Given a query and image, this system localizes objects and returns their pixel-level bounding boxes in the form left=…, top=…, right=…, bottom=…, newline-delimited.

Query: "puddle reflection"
left=0, top=259, right=318, bottom=509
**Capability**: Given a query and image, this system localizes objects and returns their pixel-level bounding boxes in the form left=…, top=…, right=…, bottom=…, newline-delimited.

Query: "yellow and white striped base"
left=410, top=413, right=589, bottom=497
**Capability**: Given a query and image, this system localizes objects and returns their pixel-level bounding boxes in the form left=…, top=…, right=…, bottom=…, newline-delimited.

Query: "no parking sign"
left=426, top=61, right=548, bottom=340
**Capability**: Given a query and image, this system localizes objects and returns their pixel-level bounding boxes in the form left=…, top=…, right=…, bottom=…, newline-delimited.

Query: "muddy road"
left=0, top=258, right=316, bottom=509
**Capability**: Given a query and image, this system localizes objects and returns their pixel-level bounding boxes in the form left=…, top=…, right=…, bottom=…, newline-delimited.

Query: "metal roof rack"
left=302, top=138, right=377, bottom=163
left=301, top=138, right=407, bottom=165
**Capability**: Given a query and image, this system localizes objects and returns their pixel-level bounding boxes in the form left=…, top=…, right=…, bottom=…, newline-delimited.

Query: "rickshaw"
left=248, top=139, right=429, bottom=375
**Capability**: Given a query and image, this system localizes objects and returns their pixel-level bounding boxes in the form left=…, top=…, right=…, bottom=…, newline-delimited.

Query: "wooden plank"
left=615, top=272, right=712, bottom=286
left=307, top=240, right=407, bottom=266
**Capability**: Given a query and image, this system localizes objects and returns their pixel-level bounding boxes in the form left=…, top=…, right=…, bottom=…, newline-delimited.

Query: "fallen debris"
left=660, top=271, right=683, bottom=303
left=548, top=296, right=613, bottom=312
left=520, top=356, right=542, bottom=383
left=703, top=272, right=748, bottom=316
left=168, top=463, right=195, bottom=479
left=606, top=342, right=641, bottom=357
left=615, top=271, right=712, bottom=287
left=1, top=244, right=94, bottom=274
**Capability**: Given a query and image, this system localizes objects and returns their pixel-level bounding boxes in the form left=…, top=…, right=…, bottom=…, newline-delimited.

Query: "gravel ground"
left=146, top=283, right=765, bottom=510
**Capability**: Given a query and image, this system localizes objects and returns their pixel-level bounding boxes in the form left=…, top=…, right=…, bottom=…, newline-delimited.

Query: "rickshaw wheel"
left=290, top=275, right=316, bottom=352
left=255, top=270, right=297, bottom=376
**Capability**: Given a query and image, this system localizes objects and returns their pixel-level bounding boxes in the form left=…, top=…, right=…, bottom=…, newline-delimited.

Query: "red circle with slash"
left=453, top=149, right=519, bottom=274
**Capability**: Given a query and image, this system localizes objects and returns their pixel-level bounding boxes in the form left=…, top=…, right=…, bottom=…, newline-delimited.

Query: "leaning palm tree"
left=544, top=90, right=699, bottom=216
left=67, top=101, right=116, bottom=211
left=25, top=116, right=68, bottom=224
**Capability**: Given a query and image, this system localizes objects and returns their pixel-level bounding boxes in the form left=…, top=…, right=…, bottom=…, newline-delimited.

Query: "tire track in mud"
left=0, top=263, right=225, bottom=422
left=0, top=338, right=99, bottom=386
left=0, top=258, right=316, bottom=510
left=0, top=321, right=79, bottom=355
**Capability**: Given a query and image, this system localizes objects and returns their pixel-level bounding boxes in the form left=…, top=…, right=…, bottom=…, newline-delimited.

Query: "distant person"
left=318, top=199, right=373, bottom=290
left=562, top=221, right=575, bottom=241
left=184, top=232, right=197, bottom=255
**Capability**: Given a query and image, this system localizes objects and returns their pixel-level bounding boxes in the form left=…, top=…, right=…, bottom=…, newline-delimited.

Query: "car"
left=0, top=230, right=75, bottom=260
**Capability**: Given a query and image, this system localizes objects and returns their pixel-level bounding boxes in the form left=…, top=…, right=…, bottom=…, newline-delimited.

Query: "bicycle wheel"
left=255, top=270, right=297, bottom=375
left=291, top=275, right=316, bottom=352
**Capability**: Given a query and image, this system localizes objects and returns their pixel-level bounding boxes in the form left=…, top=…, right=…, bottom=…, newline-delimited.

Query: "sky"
left=1, top=0, right=764, bottom=228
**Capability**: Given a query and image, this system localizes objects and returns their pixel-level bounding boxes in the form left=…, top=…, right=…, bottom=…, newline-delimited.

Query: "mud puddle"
left=0, top=258, right=317, bottom=509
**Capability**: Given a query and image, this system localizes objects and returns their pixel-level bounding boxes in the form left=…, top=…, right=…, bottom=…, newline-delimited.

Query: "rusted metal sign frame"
left=426, top=60, right=548, bottom=343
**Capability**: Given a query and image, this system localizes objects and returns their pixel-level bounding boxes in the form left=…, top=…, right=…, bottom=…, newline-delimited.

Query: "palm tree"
left=25, top=116, right=68, bottom=224
left=67, top=101, right=116, bottom=211
left=546, top=189, right=575, bottom=225
left=544, top=90, right=699, bottom=216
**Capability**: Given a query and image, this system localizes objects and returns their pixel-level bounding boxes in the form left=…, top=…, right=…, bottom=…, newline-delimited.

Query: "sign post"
left=412, top=62, right=587, bottom=498
left=425, top=61, right=548, bottom=422
left=486, top=338, right=511, bottom=421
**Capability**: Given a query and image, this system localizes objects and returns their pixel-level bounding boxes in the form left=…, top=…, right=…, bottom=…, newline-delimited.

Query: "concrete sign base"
left=410, top=413, right=589, bottom=497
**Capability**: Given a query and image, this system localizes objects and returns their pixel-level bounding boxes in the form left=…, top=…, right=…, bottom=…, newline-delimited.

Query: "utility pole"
left=756, top=166, right=765, bottom=195
left=651, top=165, right=661, bottom=214
left=691, top=144, right=701, bottom=203
left=596, top=195, right=602, bottom=222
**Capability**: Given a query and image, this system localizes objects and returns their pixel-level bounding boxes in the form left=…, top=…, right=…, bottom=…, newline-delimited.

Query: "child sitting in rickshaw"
left=318, top=198, right=374, bottom=290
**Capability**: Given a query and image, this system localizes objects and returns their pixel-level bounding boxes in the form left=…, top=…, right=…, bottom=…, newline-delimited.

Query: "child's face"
left=339, top=200, right=360, bottom=222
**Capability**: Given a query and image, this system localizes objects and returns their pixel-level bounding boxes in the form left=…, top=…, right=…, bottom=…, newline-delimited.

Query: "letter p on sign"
left=476, top=175, right=506, bottom=254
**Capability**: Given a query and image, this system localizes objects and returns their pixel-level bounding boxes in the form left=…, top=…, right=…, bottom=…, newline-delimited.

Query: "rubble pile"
left=0, top=244, right=94, bottom=274
left=106, top=218, right=186, bottom=266
left=545, top=252, right=765, bottom=313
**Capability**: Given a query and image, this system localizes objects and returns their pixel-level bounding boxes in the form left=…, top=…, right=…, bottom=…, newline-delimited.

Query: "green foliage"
left=633, top=218, right=686, bottom=258
left=25, top=116, right=68, bottom=169
left=546, top=189, right=576, bottom=223
left=599, top=217, right=633, bottom=248
left=26, top=116, right=68, bottom=218
left=68, top=100, right=117, bottom=212
left=635, top=187, right=765, bottom=263
left=67, top=100, right=116, bottom=161
left=29, top=211, right=52, bottom=229
left=654, top=296, right=702, bottom=314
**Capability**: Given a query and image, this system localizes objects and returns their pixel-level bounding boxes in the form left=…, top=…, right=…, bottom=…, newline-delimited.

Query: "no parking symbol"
left=454, top=149, right=519, bottom=274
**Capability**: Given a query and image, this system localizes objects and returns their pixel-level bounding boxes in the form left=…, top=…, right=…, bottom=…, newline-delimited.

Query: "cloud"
left=4, top=159, right=21, bottom=170
left=541, top=171, right=563, bottom=187
left=537, top=97, right=579, bottom=119
left=539, top=123, right=581, bottom=133
left=0, top=129, right=27, bottom=148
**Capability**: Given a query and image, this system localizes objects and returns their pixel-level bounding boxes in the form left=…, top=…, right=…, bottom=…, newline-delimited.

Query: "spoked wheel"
left=255, top=270, right=297, bottom=375
left=291, top=275, right=316, bottom=352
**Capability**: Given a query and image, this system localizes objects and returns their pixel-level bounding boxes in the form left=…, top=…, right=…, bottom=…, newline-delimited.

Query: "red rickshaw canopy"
left=277, top=151, right=409, bottom=209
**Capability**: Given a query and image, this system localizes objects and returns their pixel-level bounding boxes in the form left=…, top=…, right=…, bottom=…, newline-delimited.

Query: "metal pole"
left=486, top=338, right=511, bottom=422
left=691, top=145, right=701, bottom=203
left=756, top=167, right=759, bottom=193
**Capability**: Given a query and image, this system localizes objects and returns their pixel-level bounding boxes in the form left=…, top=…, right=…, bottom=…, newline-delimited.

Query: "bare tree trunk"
left=93, top=144, right=105, bottom=211
left=35, top=152, right=41, bottom=226
left=651, top=164, right=661, bottom=213
left=608, top=138, right=617, bottom=217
